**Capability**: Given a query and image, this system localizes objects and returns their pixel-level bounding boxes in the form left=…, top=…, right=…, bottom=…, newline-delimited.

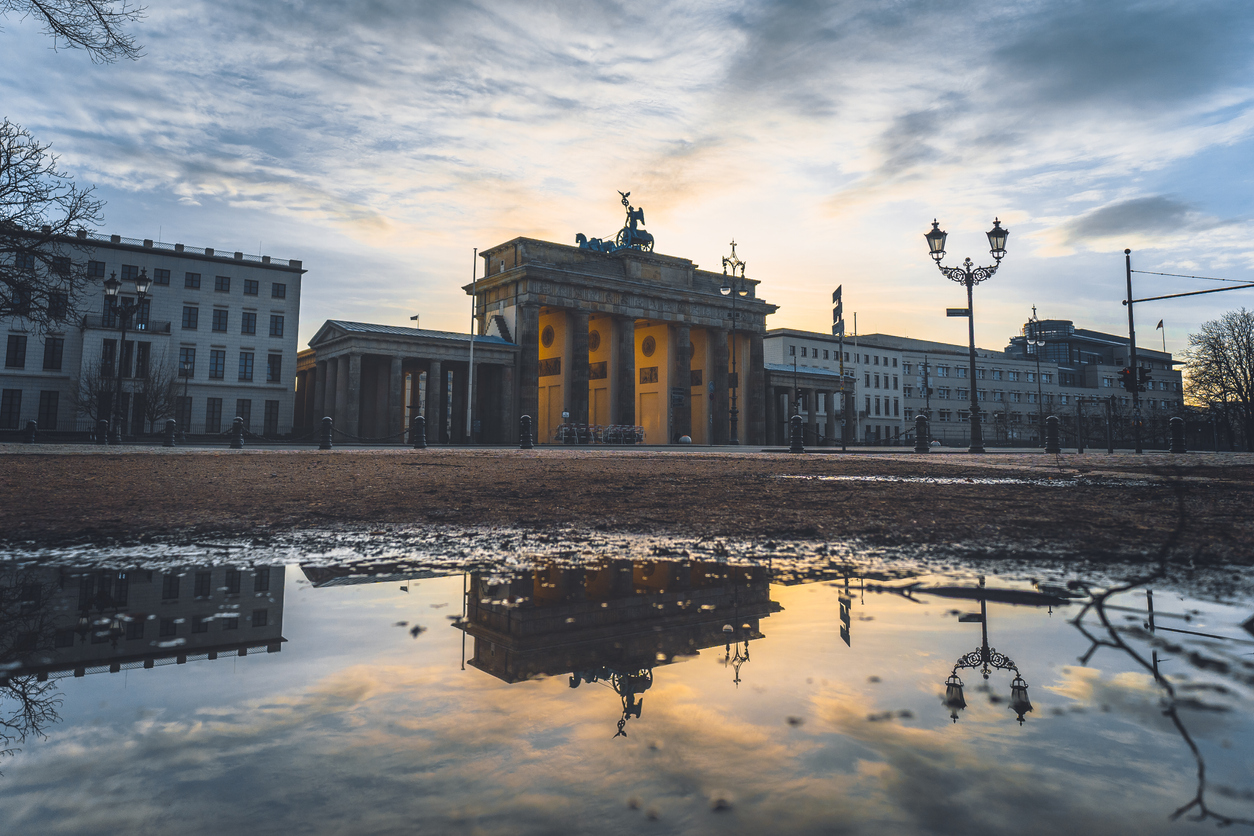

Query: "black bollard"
left=914, top=414, right=930, bottom=453
left=1169, top=416, right=1186, bottom=453
left=1044, top=415, right=1061, bottom=453
left=320, top=416, right=333, bottom=450
left=21, top=419, right=37, bottom=444
left=96, top=419, right=109, bottom=445
left=230, top=417, right=244, bottom=449
left=412, top=414, right=427, bottom=449
left=789, top=414, right=805, bottom=454
left=519, top=415, right=534, bottom=449
left=163, top=419, right=177, bottom=448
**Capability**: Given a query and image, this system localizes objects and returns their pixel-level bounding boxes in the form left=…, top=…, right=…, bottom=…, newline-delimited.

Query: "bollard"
left=319, top=416, right=333, bottom=450
left=22, top=420, right=37, bottom=444
left=411, top=414, right=427, bottom=449
left=914, top=414, right=930, bottom=453
left=1169, top=416, right=1186, bottom=453
left=96, top=419, right=109, bottom=445
left=1044, top=415, right=1061, bottom=453
left=789, top=414, right=805, bottom=454
left=230, top=417, right=244, bottom=449
left=163, top=419, right=177, bottom=448
left=520, top=414, right=534, bottom=450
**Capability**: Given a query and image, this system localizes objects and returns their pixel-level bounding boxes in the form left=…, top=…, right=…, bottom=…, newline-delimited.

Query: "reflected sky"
left=0, top=559, right=1250, bottom=835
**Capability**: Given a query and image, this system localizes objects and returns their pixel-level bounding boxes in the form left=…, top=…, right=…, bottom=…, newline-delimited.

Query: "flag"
left=1156, top=320, right=1164, bottom=330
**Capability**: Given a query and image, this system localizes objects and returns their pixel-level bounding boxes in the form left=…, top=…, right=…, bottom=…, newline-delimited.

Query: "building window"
left=225, top=568, right=241, bottom=594
left=957, top=388, right=968, bottom=400
left=1026, top=372, right=1036, bottom=383
left=182, top=306, right=199, bottom=330
left=1008, top=371, right=1020, bottom=382
left=223, top=616, right=239, bottom=630
left=192, top=616, right=210, bottom=634
left=266, top=353, right=282, bottom=383
left=236, top=399, right=251, bottom=429
left=206, top=397, right=223, bottom=433
left=88, top=260, right=106, bottom=279
left=992, top=369, right=1002, bottom=380
left=0, top=390, right=21, bottom=429
left=874, top=374, right=880, bottom=389
left=185, top=272, right=201, bottom=289
left=244, top=279, right=259, bottom=296
left=209, top=350, right=226, bottom=380
left=823, top=350, right=829, bottom=359
left=894, top=399, right=900, bottom=417
left=264, top=400, right=279, bottom=435
left=864, top=373, right=870, bottom=387
left=178, top=346, right=196, bottom=377
left=5, top=335, right=27, bottom=368
left=161, top=574, right=180, bottom=599
left=37, top=391, right=58, bottom=429
left=892, top=358, right=898, bottom=367
left=126, top=620, right=144, bottom=640
left=194, top=571, right=212, bottom=598
left=159, top=618, right=177, bottom=638
left=153, top=268, right=170, bottom=286
left=238, top=352, right=254, bottom=381
left=938, top=410, right=951, bottom=422
left=241, top=312, right=256, bottom=334
left=175, top=395, right=192, bottom=431
left=271, top=282, right=286, bottom=299
left=120, top=264, right=138, bottom=281
left=874, top=397, right=881, bottom=416
left=788, top=345, right=795, bottom=356
left=893, top=375, right=898, bottom=390
left=252, top=608, right=269, bottom=627
left=215, top=275, right=231, bottom=293
left=269, top=315, right=284, bottom=337
left=48, top=291, right=67, bottom=319
left=903, top=363, right=912, bottom=374
left=254, top=567, right=270, bottom=592
left=212, top=309, right=228, bottom=332
left=936, top=366, right=948, bottom=377
left=1011, top=392, right=1022, bottom=403
left=958, top=410, right=969, bottom=422
left=873, top=355, right=879, bottom=365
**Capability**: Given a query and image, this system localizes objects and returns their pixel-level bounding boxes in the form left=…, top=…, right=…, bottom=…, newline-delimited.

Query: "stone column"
left=711, top=328, right=729, bottom=445
left=615, top=316, right=635, bottom=426
left=671, top=323, right=692, bottom=441
left=333, top=355, right=347, bottom=429
left=501, top=363, right=516, bottom=441
left=317, top=359, right=330, bottom=421
left=765, top=381, right=778, bottom=446
left=346, top=354, right=362, bottom=439
left=825, top=391, right=838, bottom=446
left=806, top=388, right=819, bottom=443
left=390, top=356, right=404, bottom=442
left=747, top=331, right=766, bottom=445
left=518, top=304, right=541, bottom=430
left=426, top=359, right=443, bottom=443
left=570, top=309, right=590, bottom=426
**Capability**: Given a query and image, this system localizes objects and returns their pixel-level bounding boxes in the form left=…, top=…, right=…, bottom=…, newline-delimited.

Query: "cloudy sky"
left=5, top=0, right=1254, bottom=353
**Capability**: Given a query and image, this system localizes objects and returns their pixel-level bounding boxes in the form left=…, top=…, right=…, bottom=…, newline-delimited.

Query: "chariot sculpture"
left=576, top=191, right=655, bottom=253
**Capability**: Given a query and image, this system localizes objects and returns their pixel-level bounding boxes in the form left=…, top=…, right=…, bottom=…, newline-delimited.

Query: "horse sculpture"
left=576, top=191, right=655, bottom=253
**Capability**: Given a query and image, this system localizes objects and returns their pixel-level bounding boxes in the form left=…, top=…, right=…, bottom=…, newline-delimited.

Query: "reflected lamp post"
left=721, top=241, right=749, bottom=445
left=101, top=268, right=152, bottom=444
left=943, top=576, right=1033, bottom=725
left=723, top=624, right=751, bottom=687
left=925, top=219, right=1008, bottom=454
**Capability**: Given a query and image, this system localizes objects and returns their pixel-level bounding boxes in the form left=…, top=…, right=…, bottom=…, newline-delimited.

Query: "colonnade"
left=766, top=384, right=850, bottom=446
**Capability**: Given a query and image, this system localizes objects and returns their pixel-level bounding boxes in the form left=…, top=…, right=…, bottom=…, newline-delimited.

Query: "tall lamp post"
left=102, top=268, right=152, bottom=444
left=178, top=357, right=193, bottom=442
left=925, top=219, right=1008, bottom=454
left=1025, top=306, right=1045, bottom=446
left=721, top=241, right=749, bottom=445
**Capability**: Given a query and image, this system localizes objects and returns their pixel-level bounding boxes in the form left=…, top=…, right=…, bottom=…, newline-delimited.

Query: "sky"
left=5, top=0, right=1254, bottom=355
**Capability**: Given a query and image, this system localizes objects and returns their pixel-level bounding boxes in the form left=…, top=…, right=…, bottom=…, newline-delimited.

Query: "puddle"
left=0, top=552, right=1252, bottom=834
left=778, top=474, right=1156, bottom=487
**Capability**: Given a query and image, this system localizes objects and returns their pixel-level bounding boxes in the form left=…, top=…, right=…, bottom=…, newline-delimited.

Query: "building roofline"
left=19, top=228, right=306, bottom=273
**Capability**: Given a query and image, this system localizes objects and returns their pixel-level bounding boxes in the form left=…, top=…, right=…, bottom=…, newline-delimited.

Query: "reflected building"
left=0, top=564, right=286, bottom=681
left=459, top=560, right=782, bottom=735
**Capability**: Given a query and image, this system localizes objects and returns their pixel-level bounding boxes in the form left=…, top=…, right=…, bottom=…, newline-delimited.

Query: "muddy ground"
left=1, top=445, right=1251, bottom=562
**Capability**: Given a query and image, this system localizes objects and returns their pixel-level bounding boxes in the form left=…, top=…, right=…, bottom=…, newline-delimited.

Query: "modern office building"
left=0, top=230, right=304, bottom=436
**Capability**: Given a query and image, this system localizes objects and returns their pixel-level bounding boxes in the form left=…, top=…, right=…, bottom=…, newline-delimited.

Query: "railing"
left=66, top=230, right=302, bottom=269
left=82, top=315, right=172, bottom=334
left=550, top=423, right=645, bottom=444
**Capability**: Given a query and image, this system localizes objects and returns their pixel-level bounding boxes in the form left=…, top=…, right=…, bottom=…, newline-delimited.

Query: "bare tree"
left=139, top=347, right=179, bottom=433
left=69, top=356, right=114, bottom=429
left=0, top=119, right=105, bottom=334
left=0, top=566, right=64, bottom=765
left=1, top=0, right=144, bottom=62
left=1183, top=308, right=1254, bottom=451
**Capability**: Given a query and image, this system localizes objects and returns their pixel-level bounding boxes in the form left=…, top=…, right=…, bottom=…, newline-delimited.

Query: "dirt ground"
left=1, top=445, right=1251, bottom=562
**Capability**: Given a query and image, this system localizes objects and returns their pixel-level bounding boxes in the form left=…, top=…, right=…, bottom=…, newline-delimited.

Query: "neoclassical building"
left=298, top=226, right=777, bottom=445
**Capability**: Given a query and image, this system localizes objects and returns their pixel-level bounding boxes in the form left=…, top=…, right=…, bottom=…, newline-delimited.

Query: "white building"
left=1, top=231, right=304, bottom=436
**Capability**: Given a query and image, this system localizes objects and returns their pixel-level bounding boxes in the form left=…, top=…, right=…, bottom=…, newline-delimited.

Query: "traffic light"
left=1137, top=367, right=1152, bottom=392
left=1118, top=368, right=1135, bottom=393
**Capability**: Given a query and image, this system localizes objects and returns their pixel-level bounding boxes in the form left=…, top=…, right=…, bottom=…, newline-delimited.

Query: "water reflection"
left=0, top=564, right=286, bottom=760
left=458, top=560, right=782, bottom=736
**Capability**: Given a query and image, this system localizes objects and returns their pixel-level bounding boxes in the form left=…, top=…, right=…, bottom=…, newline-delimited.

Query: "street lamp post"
left=178, top=357, right=192, bottom=442
left=721, top=241, right=749, bottom=445
left=101, top=269, right=152, bottom=444
left=1025, top=306, right=1045, bottom=446
left=925, top=219, right=1008, bottom=454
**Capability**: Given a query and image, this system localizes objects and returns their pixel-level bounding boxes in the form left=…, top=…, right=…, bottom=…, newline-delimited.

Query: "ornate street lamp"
left=925, top=219, right=1008, bottom=453
left=178, top=356, right=193, bottom=441
left=102, top=268, right=152, bottom=444
left=1025, top=306, right=1046, bottom=445
left=721, top=241, right=749, bottom=445
left=943, top=576, right=1032, bottom=725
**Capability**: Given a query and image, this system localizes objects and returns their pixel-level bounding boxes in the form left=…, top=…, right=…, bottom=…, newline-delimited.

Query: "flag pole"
left=467, top=247, right=477, bottom=443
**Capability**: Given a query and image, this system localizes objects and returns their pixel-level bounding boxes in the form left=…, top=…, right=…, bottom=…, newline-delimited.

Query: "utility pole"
left=1125, top=249, right=1142, bottom=454
left=466, top=248, right=477, bottom=444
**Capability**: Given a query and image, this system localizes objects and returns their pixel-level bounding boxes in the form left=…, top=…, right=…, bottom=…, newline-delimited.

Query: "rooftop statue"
left=576, top=191, right=655, bottom=253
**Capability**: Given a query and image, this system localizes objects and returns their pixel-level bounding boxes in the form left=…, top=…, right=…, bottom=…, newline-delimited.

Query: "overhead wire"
left=1131, top=269, right=1253, bottom=284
